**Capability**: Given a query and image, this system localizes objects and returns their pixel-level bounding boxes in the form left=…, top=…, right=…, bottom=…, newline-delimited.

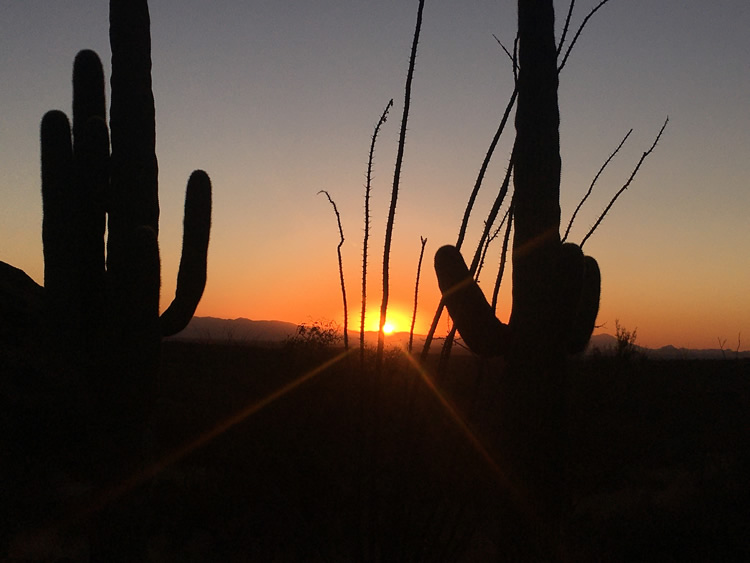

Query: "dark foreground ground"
left=2, top=341, right=749, bottom=561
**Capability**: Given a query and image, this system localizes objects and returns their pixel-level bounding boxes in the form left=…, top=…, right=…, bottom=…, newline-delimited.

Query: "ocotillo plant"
left=377, top=0, right=425, bottom=372
left=318, top=190, right=348, bottom=350
left=434, top=0, right=599, bottom=557
left=360, top=99, right=393, bottom=366
left=41, top=0, right=211, bottom=454
left=408, top=236, right=427, bottom=353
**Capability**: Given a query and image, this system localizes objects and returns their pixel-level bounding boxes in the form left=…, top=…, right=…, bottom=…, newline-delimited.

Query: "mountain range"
left=169, top=317, right=750, bottom=360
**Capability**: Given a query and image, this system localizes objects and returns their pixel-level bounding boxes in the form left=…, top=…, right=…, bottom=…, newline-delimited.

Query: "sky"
left=1, top=0, right=748, bottom=350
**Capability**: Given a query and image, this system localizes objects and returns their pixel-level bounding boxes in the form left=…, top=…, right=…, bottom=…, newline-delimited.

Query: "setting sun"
left=361, top=307, right=412, bottom=335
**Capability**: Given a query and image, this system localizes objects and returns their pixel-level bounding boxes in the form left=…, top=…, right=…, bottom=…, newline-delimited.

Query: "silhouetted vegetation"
left=283, top=319, right=343, bottom=352
left=2, top=1, right=211, bottom=560
left=38, top=0, right=211, bottom=449
left=613, top=319, right=642, bottom=361
left=360, top=99, right=394, bottom=367
left=409, top=236, right=428, bottom=353
left=430, top=1, right=670, bottom=556
left=318, top=191, right=349, bottom=350
left=377, top=0, right=425, bottom=373
left=433, top=2, right=603, bottom=555
left=41, top=5, right=211, bottom=386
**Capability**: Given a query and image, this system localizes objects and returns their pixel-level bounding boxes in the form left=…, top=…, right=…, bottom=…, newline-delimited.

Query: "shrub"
left=614, top=319, right=642, bottom=361
left=284, top=320, right=343, bottom=351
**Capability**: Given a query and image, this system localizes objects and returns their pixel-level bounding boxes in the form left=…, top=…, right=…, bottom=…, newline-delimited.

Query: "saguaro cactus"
left=434, top=0, right=599, bottom=557
left=435, top=1, right=599, bottom=359
left=40, top=0, right=211, bottom=450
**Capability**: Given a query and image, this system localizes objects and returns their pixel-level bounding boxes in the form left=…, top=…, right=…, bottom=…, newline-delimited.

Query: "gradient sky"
left=1, top=1, right=748, bottom=350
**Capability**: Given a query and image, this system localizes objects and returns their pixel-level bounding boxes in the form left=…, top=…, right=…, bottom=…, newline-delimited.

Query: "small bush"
left=613, top=319, right=642, bottom=362
left=284, top=320, right=343, bottom=351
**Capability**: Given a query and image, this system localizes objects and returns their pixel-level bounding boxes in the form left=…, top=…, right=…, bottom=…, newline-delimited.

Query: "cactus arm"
left=72, top=50, right=108, bottom=241
left=41, top=110, right=75, bottom=289
left=40, top=110, right=77, bottom=344
left=71, top=51, right=110, bottom=346
left=567, top=255, right=600, bottom=354
left=160, top=170, right=212, bottom=337
left=435, top=245, right=510, bottom=356
left=72, top=50, right=107, bottom=150
left=74, top=111, right=109, bottom=270
left=552, top=242, right=585, bottom=341
left=435, top=242, right=600, bottom=356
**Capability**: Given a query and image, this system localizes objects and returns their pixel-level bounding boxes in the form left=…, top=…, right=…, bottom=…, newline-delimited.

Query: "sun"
left=363, top=308, right=410, bottom=334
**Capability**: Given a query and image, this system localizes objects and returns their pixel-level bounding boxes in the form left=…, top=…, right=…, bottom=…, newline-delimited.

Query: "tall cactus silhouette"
left=40, top=0, right=211, bottom=451
left=435, top=2, right=599, bottom=359
left=434, top=1, right=599, bottom=557
left=25, top=3, right=213, bottom=559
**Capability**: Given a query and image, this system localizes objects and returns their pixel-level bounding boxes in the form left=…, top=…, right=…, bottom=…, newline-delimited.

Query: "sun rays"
left=397, top=345, right=533, bottom=519
left=53, top=349, right=354, bottom=532
left=44, top=342, right=534, bottom=547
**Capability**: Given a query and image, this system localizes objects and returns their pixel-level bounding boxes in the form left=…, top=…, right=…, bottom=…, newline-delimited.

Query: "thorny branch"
left=361, top=98, right=393, bottom=363
left=318, top=190, right=349, bottom=349
left=409, top=236, right=428, bottom=353
left=557, top=0, right=577, bottom=56
left=378, top=0, right=425, bottom=369
left=558, top=0, right=613, bottom=72
left=491, top=197, right=514, bottom=314
left=581, top=116, right=669, bottom=248
left=563, top=128, right=632, bottom=242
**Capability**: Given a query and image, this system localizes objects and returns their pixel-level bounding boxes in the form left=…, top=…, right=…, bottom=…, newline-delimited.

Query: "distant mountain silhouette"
left=167, top=316, right=300, bottom=344
left=587, top=333, right=617, bottom=350
left=586, top=332, right=750, bottom=360
left=168, top=316, right=429, bottom=349
left=170, top=317, right=749, bottom=359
